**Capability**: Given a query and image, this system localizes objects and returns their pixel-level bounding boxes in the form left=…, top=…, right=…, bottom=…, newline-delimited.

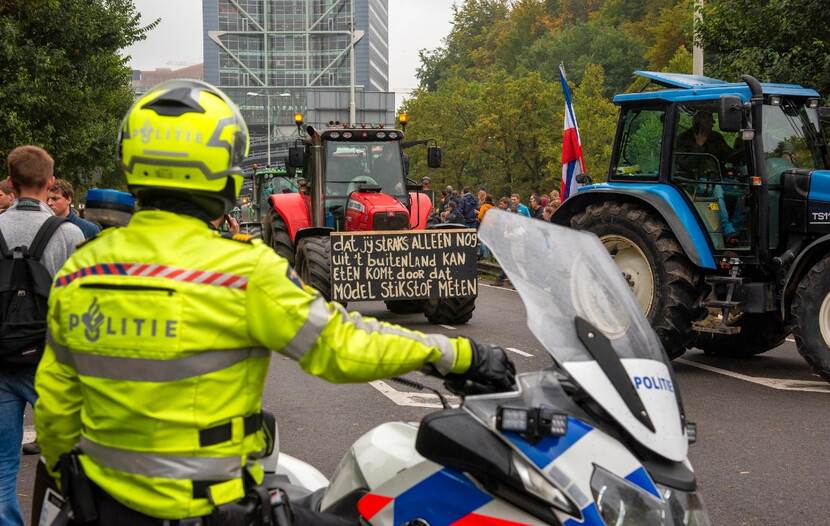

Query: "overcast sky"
left=125, top=0, right=455, bottom=99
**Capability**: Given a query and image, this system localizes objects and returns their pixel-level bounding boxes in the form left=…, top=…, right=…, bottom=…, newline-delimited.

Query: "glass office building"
left=203, top=0, right=391, bottom=165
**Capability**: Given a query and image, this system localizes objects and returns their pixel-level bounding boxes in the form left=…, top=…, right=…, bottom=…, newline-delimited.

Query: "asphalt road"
left=17, top=283, right=830, bottom=525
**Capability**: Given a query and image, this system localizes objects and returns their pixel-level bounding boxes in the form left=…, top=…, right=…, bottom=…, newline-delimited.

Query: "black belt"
left=199, top=413, right=263, bottom=447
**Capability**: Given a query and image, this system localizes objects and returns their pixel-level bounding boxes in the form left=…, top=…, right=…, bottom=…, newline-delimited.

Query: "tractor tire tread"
left=791, top=255, right=830, bottom=381
left=296, top=236, right=334, bottom=303
left=424, top=296, right=476, bottom=325
left=269, top=214, right=295, bottom=266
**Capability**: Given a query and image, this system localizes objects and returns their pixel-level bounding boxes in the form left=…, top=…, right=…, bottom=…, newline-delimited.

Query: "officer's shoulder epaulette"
left=221, top=232, right=256, bottom=244
left=75, top=226, right=118, bottom=249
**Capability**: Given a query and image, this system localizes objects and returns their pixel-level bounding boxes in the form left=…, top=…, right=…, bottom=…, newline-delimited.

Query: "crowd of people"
left=429, top=181, right=563, bottom=227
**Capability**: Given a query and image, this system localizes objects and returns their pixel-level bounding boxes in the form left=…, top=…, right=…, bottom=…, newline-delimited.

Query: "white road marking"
left=479, top=283, right=517, bottom=292
left=22, top=425, right=36, bottom=445
left=786, top=337, right=796, bottom=343
left=368, top=381, right=459, bottom=408
left=438, top=324, right=456, bottom=330
left=677, top=359, right=830, bottom=393
left=506, top=347, right=533, bottom=357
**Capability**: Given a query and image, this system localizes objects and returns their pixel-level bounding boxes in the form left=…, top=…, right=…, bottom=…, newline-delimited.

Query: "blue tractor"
left=554, top=71, right=830, bottom=379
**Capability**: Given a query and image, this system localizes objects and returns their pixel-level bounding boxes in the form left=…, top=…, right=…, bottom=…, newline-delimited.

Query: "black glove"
left=445, top=340, right=516, bottom=395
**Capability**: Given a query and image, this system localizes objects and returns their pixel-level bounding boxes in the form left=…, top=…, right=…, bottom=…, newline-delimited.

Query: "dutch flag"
left=560, top=65, right=587, bottom=201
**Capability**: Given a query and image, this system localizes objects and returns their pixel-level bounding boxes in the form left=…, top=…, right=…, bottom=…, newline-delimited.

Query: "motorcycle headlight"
left=659, top=485, right=711, bottom=526
left=590, top=466, right=711, bottom=526
left=512, top=454, right=575, bottom=514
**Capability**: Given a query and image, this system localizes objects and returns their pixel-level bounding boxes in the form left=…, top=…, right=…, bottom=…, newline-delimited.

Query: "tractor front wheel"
left=424, top=296, right=476, bottom=325
left=295, top=236, right=333, bottom=302
left=792, top=254, right=830, bottom=381
left=268, top=213, right=295, bottom=266
left=385, top=300, right=425, bottom=315
left=570, top=201, right=701, bottom=359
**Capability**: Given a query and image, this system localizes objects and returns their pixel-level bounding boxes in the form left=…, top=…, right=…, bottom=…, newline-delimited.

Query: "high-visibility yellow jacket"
left=35, top=210, right=472, bottom=519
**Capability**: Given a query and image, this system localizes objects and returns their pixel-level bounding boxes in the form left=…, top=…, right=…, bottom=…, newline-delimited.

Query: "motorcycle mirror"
left=427, top=146, right=442, bottom=168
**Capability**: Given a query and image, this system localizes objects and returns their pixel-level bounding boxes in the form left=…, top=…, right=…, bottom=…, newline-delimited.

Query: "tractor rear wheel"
left=295, top=236, right=333, bottom=302
left=268, top=213, right=295, bottom=266
left=570, top=201, right=701, bottom=359
left=385, top=300, right=425, bottom=315
left=792, top=254, right=830, bottom=381
left=424, top=296, right=476, bottom=325
left=692, top=312, right=787, bottom=357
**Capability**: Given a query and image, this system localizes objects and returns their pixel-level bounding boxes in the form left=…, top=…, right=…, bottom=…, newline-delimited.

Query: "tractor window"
left=324, top=141, right=406, bottom=198
left=613, top=107, right=665, bottom=178
left=763, top=100, right=825, bottom=176
left=672, top=103, right=749, bottom=251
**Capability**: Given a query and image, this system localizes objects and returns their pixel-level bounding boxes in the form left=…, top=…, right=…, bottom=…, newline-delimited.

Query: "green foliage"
left=0, top=0, right=157, bottom=191
left=572, top=64, right=618, bottom=182
left=524, top=21, right=646, bottom=96
left=408, top=0, right=830, bottom=197
left=698, top=0, right=830, bottom=101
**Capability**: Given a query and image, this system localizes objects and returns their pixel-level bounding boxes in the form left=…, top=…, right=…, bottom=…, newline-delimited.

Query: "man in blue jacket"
left=48, top=179, right=100, bottom=239
left=510, top=193, right=531, bottom=218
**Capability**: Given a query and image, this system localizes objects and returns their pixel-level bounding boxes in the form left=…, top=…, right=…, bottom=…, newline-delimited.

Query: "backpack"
left=0, top=216, right=66, bottom=367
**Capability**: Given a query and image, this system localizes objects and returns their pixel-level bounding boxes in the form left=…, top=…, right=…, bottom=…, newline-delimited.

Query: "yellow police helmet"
left=118, top=80, right=249, bottom=209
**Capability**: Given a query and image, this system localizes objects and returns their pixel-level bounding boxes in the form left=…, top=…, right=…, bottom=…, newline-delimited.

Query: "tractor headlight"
left=590, top=466, right=711, bottom=525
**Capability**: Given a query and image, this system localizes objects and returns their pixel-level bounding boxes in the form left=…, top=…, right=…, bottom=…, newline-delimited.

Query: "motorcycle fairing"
left=336, top=424, right=546, bottom=525
left=478, top=211, right=689, bottom=461
left=501, top=414, right=662, bottom=526
left=564, top=359, right=687, bottom=462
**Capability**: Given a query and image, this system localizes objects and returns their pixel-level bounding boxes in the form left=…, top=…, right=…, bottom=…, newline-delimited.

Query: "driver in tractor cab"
left=676, top=110, right=746, bottom=242
left=33, top=80, right=516, bottom=525
left=372, top=143, right=405, bottom=194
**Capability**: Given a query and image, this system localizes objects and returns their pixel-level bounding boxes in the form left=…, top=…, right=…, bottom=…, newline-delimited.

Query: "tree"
left=698, top=0, right=830, bottom=100
left=572, top=64, right=618, bottom=182
left=0, top=0, right=157, bottom=190
left=525, top=21, right=646, bottom=96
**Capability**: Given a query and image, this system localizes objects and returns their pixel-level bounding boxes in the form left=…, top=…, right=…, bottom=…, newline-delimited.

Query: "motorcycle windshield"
left=478, top=210, right=687, bottom=461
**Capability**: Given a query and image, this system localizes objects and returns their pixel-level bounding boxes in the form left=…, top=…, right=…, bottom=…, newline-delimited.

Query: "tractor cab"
left=318, top=130, right=410, bottom=231
left=610, top=72, right=826, bottom=257
left=288, top=122, right=441, bottom=232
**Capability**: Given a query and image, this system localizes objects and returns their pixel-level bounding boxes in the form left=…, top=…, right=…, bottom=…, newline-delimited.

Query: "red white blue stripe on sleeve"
left=54, top=263, right=248, bottom=290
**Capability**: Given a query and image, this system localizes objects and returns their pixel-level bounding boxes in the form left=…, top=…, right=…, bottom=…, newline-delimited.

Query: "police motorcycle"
left=265, top=210, right=712, bottom=526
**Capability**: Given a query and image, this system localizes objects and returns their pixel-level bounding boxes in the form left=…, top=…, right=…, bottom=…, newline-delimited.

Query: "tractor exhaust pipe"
left=741, top=74, right=770, bottom=265
left=307, top=125, right=325, bottom=228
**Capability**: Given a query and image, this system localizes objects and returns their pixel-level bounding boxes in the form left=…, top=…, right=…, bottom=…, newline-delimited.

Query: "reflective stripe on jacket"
left=35, top=210, right=473, bottom=519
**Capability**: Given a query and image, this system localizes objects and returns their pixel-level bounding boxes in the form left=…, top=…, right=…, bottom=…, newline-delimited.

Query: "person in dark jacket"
left=529, top=193, right=545, bottom=219
left=458, top=186, right=479, bottom=227
left=48, top=179, right=100, bottom=239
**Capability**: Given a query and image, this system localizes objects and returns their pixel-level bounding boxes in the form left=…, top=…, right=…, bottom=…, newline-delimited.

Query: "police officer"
left=34, top=80, right=514, bottom=524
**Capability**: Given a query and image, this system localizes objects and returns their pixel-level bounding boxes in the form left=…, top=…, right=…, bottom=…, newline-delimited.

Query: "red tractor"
left=261, top=117, right=477, bottom=325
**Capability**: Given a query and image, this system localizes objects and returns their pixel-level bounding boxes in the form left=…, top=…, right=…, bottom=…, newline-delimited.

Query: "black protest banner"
left=330, top=229, right=478, bottom=302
